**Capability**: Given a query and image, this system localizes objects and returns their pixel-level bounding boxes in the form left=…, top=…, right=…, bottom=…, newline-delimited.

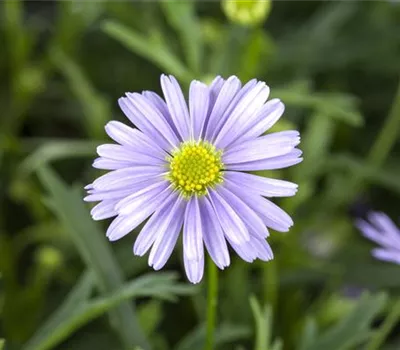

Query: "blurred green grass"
left=0, top=1, right=400, bottom=350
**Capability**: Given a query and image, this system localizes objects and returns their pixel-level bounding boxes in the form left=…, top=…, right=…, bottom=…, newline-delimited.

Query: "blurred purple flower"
left=84, top=75, right=302, bottom=283
left=355, top=211, right=400, bottom=265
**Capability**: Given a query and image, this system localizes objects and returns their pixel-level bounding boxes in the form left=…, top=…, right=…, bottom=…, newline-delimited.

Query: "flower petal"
left=223, top=131, right=300, bottom=164
left=203, top=76, right=242, bottom=141
left=214, top=82, right=270, bottom=149
left=225, top=149, right=303, bottom=171
left=372, top=248, right=400, bottom=265
left=183, top=196, right=204, bottom=284
left=207, top=78, right=258, bottom=142
left=216, top=185, right=269, bottom=239
left=148, top=198, right=186, bottom=270
left=230, top=99, right=285, bottom=147
left=142, top=90, right=179, bottom=136
left=250, top=237, right=274, bottom=261
left=96, top=144, right=165, bottom=166
left=208, top=189, right=250, bottom=244
left=105, top=121, right=167, bottom=159
left=90, top=200, right=119, bottom=221
left=115, top=180, right=170, bottom=216
left=160, top=75, right=191, bottom=140
left=355, top=219, right=400, bottom=251
left=92, top=166, right=164, bottom=191
left=118, top=96, right=171, bottom=151
left=189, top=80, right=210, bottom=140
left=84, top=187, right=136, bottom=202
left=184, top=255, right=204, bottom=284
left=183, top=196, right=204, bottom=261
left=199, top=196, right=230, bottom=269
left=125, top=92, right=179, bottom=148
left=227, top=239, right=257, bottom=262
left=368, top=212, right=400, bottom=241
left=133, top=191, right=181, bottom=257
left=92, top=157, right=132, bottom=170
left=106, top=186, right=173, bottom=241
left=224, top=171, right=298, bottom=197
left=224, top=180, right=293, bottom=232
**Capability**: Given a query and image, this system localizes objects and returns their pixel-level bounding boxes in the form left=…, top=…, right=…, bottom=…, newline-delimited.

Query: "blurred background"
left=1, top=1, right=400, bottom=349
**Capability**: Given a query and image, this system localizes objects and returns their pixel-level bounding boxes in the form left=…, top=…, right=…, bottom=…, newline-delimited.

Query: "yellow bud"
left=222, top=0, right=271, bottom=27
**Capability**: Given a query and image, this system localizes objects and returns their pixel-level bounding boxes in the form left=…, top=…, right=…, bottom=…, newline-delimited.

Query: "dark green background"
left=1, top=1, right=400, bottom=350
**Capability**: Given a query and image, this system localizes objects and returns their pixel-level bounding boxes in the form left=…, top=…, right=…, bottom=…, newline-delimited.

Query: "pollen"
left=167, top=141, right=224, bottom=197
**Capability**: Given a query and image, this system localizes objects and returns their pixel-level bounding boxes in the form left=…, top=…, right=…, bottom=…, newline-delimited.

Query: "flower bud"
left=222, top=0, right=272, bottom=26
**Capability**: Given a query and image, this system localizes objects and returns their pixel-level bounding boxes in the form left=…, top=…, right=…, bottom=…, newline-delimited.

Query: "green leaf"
left=325, top=154, right=400, bottom=195
left=161, top=1, right=202, bottom=74
left=297, top=318, right=318, bottom=350
left=343, top=261, right=400, bottom=289
left=138, top=301, right=163, bottom=336
left=304, top=292, right=387, bottom=350
left=23, top=273, right=196, bottom=350
left=175, top=324, right=251, bottom=350
left=295, top=113, right=335, bottom=180
left=272, top=84, right=363, bottom=127
left=102, top=20, right=193, bottom=83
left=366, top=298, right=400, bottom=350
left=249, top=296, right=282, bottom=350
left=18, top=139, right=98, bottom=177
left=36, top=166, right=149, bottom=349
left=23, top=270, right=95, bottom=350
left=250, top=296, right=269, bottom=350
left=270, top=339, right=283, bottom=350
left=238, top=29, right=275, bottom=81
left=3, top=0, right=33, bottom=78
left=50, top=48, right=110, bottom=139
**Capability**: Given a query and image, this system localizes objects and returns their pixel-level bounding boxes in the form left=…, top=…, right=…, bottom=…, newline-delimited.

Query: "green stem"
left=367, top=80, right=400, bottom=169
left=205, top=258, right=218, bottom=350
left=337, top=78, right=400, bottom=203
left=366, top=298, right=400, bottom=350
left=263, top=260, right=278, bottom=311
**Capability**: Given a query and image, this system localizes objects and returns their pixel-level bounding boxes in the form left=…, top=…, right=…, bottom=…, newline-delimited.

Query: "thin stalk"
left=205, top=258, right=218, bottom=350
left=367, top=80, right=400, bottom=169
left=366, top=298, right=400, bottom=350
left=337, top=78, right=400, bottom=203
left=263, top=260, right=278, bottom=311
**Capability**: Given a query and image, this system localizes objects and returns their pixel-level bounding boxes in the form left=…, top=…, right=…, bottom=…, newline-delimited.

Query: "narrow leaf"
left=161, top=1, right=202, bottom=74
left=304, top=293, right=387, bottom=350
left=19, top=140, right=98, bottom=177
left=102, top=20, right=193, bottom=83
left=37, top=167, right=149, bottom=349
left=23, top=273, right=195, bottom=350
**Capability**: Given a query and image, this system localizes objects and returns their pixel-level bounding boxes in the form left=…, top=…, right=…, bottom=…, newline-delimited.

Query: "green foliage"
left=102, top=20, right=194, bottom=84
left=24, top=272, right=196, bottom=350
left=299, top=293, right=387, bottom=350
left=1, top=1, right=400, bottom=349
left=249, top=296, right=282, bottom=350
left=37, top=167, right=149, bottom=349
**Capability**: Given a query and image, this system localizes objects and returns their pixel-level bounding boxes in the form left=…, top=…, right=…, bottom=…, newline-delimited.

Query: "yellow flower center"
left=167, top=141, right=224, bottom=197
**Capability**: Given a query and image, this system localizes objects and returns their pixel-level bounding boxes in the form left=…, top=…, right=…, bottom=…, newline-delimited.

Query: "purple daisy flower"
left=85, top=75, right=302, bottom=283
left=355, top=211, right=400, bottom=265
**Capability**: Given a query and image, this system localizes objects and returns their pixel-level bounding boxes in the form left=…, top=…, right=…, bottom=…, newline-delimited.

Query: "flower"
left=85, top=75, right=302, bottom=283
left=222, top=0, right=272, bottom=27
left=355, top=211, right=400, bottom=265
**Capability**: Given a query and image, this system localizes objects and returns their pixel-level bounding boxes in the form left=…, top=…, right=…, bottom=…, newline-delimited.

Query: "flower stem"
left=367, top=79, right=400, bottom=169
left=366, top=298, right=400, bottom=350
left=205, top=258, right=218, bottom=350
left=263, top=260, right=278, bottom=311
left=340, top=78, right=400, bottom=200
